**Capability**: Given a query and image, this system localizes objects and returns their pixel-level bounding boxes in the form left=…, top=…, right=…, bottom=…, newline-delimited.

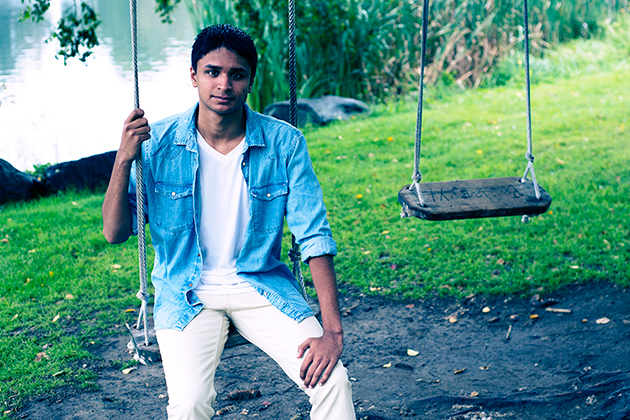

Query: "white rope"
left=130, top=0, right=150, bottom=347
left=408, top=0, right=430, bottom=208
left=519, top=0, right=541, bottom=200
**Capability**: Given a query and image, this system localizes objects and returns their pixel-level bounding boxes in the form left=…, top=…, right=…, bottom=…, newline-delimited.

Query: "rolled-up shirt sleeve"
left=284, top=132, right=337, bottom=263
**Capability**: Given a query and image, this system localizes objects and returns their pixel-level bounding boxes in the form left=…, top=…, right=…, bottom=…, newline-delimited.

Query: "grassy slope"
left=1, top=46, right=629, bottom=416
left=304, top=69, right=629, bottom=299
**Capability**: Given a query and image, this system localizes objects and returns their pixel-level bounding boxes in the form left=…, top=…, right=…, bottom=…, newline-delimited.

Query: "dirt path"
left=17, top=281, right=630, bottom=420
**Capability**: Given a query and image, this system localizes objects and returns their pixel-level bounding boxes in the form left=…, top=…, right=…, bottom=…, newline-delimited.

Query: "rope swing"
left=398, top=0, right=552, bottom=221
left=126, top=0, right=157, bottom=365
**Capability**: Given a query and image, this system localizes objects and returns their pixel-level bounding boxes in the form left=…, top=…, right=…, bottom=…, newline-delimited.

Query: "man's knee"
left=313, top=360, right=353, bottom=397
left=166, top=390, right=215, bottom=420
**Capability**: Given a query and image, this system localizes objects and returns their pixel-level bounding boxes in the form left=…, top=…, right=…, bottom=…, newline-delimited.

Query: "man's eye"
left=232, top=73, right=244, bottom=80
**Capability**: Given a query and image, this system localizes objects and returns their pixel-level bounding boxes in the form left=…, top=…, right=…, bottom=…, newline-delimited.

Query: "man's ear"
left=190, top=66, right=198, bottom=88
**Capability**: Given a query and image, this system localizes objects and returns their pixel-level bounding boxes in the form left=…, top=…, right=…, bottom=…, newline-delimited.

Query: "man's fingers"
left=296, top=338, right=312, bottom=360
left=317, top=362, right=336, bottom=386
left=299, top=352, right=313, bottom=381
left=126, top=108, right=145, bottom=123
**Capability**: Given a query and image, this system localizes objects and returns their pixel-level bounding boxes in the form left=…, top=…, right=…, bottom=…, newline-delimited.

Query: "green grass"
left=0, top=192, right=154, bottom=415
left=301, top=67, right=629, bottom=298
left=1, top=40, right=629, bottom=416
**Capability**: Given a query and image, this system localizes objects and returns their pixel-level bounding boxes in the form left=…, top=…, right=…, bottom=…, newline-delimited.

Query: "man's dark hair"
left=191, top=24, right=258, bottom=82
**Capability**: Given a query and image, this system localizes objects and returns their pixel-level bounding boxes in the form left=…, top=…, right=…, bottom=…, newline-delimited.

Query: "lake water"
left=0, top=0, right=199, bottom=171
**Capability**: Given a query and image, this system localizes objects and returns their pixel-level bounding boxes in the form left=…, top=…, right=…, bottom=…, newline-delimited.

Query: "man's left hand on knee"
left=297, top=330, right=343, bottom=389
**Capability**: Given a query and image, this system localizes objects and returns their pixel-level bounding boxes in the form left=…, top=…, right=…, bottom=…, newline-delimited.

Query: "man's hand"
left=295, top=255, right=344, bottom=389
left=118, top=108, right=150, bottom=163
left=297, top=329, right=343, bottom=389
left=102, top=108, right=150, bottom=244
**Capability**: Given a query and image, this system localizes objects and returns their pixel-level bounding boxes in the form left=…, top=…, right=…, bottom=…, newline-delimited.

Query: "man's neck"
left=196, top=105, right=246, bottom=155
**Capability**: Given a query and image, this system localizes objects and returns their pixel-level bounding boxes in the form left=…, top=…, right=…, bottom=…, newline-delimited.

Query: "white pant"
left=156, top=291, right=355, bottom=419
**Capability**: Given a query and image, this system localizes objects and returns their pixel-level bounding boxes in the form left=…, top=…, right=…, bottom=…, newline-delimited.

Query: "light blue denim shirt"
left=128, top=104, right=337, bottom=331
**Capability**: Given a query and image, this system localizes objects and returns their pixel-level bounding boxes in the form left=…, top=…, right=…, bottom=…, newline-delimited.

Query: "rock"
left=44, top=151, right=117, bottom=194
left=0, top=159, right=46, bottom=205
left=263, top=95, right=369, bottom=126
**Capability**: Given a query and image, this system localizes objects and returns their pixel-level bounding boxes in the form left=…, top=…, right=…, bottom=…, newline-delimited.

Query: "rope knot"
left=136, top=291, right=149, bottom=302
left=525, top=152, right=535, bottom=163
left=288, top=247, right=301, bottom=263
left=412, top=171, right=422, bottom=184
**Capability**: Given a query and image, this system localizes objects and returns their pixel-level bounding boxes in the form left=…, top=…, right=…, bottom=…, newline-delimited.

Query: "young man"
left=102, top=24, right=355, bottom=419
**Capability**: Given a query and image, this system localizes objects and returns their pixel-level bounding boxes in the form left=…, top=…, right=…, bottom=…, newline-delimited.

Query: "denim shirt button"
left=266, top=193, right=271, bottom=198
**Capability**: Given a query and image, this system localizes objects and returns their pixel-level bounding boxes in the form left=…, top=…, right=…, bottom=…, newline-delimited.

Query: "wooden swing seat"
left=398, top=177, right=552, bottom=220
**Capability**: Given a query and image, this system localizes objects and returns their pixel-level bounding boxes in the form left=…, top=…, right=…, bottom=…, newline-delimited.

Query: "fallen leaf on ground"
left=529, top=314, right=539, bottom=319
left=112, top=264, right=122, bottom=269
left=479, top=365, right=490, bottom=371
left=545, top=307, right=571, bottom=313
left=471, top=391, right=479, bottom=397
left=383, top=362, right=392, bottom=368
left=407, top=349, right=419, bottom=357
left=405, top=304, right=414, bottom=309
left=122, top=367, right=137, bottom=375
left=482, top=307, right=491, bottom=313
left=35, top=352, right=49, bottom=362
left=596, top=317, right=610, bottom=324
left=454, top=368, right=466, bottom=374
left=64, top=294, right=74, bottom=300
left=448, top=316, right=458, bottom=323
left=51, top=314, right=60, bottom=323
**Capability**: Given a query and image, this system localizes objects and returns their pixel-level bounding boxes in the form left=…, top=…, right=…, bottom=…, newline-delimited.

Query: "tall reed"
left=182, top=0, right=628, bottom=110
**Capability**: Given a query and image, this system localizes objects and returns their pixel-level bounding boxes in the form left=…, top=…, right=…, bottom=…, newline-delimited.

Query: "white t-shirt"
left=194, top=130, right=255, bottom=294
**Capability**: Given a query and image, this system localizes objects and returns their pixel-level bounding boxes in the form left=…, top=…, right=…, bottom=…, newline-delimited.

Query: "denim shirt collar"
left=172, top=103, right=265, bottom=151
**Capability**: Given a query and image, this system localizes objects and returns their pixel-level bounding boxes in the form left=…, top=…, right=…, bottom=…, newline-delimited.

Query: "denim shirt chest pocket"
left=250, top=182, right=288, bottom=233
left=153, top=182, right=194, bottom=232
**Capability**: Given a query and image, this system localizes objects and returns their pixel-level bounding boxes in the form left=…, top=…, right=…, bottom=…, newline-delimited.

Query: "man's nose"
left=218, top=73, right=232, bottom=90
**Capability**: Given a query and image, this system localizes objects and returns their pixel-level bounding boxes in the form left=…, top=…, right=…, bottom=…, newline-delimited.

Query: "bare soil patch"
left=16, top=281, right=630, bottom=419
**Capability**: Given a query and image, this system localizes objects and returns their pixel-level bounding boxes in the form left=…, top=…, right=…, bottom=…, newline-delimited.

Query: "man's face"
left=191, top=47, right=253, bottom=117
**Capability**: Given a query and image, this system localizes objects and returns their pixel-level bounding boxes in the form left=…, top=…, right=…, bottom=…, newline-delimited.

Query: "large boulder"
left=263, top=95, right=369, bottom=126
left=0, top=159, right=46, bottom=205
left=44, top=151, right=117, bottom=194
